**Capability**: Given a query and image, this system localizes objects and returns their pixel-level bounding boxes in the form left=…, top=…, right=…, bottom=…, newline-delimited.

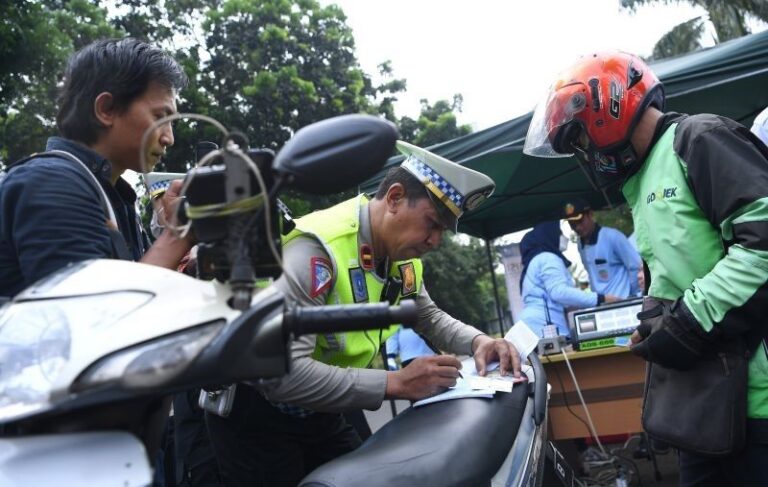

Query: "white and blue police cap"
left=396, top=140, right=495, bottom=233
left=144, top=172, right=186, bottom=199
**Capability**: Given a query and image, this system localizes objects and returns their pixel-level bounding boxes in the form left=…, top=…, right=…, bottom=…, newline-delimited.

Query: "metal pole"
left=485, top=238, right=505, bottom=337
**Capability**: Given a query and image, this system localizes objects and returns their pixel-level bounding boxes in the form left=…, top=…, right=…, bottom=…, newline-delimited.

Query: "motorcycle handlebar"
left=284, top=301, right=418, bottom=337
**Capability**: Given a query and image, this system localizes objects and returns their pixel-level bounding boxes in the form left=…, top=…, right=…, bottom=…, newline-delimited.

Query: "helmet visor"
left=524, top=83, right=588, bottom=158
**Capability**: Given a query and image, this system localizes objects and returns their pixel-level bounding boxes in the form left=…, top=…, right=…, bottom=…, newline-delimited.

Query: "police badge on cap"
left=396, top=141, right=495, bottom=232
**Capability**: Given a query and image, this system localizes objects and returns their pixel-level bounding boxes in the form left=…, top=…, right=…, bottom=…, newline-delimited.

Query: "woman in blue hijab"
left=519, top=221, right=614, bottom=338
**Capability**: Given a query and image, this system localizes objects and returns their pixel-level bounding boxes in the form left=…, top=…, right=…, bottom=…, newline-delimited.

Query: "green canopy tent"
left=359, top=30, right=768, bottom=331
left=361, top=29, right=768, bottom=240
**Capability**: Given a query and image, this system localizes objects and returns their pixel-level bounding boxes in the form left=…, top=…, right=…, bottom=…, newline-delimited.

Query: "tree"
left=621, top=0, right=768, bottom=59
left=399, top=95, right=472, bottom=147
left=421, top=236, right=504, bottom=333
left=0, top=0, right=119, bottom=165
left=594, top=204, right=634, bottom=236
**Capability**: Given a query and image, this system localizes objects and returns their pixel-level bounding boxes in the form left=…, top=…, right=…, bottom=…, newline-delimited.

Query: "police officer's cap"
left=396, top=141, right=495, bottom=232
left=562, top=197, right=592, bottom=221
left=145, top=172, right=186, bottom=199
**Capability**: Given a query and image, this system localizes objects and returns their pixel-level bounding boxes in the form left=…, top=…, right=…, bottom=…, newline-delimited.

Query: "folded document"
left=413, top=357, right=527, bottom=407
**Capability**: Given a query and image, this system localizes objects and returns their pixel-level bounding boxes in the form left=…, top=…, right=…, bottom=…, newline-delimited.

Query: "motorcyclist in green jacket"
left=525, top=50, right=768, bottom=486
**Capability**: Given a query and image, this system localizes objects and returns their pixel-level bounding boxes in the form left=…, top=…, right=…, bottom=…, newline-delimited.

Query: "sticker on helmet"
left=609, top=81, right=622, bottom=119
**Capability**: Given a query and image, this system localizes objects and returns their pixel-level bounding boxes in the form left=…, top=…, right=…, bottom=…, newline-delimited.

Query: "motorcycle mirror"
left=272, top=114, right=399, bottom=195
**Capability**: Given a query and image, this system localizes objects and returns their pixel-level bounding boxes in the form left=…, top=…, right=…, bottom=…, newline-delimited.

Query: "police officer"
left=206, top=140, right=522, bottom=486
left=525, top=50, right=768, bottom=486
left=561, top=197, right=642, bottom=298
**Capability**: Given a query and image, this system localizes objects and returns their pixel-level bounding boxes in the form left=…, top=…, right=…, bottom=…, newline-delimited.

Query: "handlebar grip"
left=285, top=300, right=418, bottom=336
left=528, top=352, right=547, bottom=426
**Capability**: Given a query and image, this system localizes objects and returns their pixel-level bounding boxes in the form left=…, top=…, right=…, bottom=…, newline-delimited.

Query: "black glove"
left=632, top=298, right=715, bottom=370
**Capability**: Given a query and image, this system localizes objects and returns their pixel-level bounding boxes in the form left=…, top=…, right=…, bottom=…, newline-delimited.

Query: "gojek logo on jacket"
left=646, top=186, right=678, bottom=205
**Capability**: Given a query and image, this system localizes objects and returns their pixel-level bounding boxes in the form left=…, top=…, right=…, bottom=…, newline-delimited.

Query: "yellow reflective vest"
left=283, top=195, right=424, bottom=368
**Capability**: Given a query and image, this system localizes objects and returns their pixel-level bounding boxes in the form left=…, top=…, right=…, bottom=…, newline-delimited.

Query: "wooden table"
left=541, top=346, right=647, bottom=440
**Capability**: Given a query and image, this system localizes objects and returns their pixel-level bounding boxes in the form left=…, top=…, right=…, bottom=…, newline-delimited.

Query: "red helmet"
left=524, top=51, right=664, bottom=179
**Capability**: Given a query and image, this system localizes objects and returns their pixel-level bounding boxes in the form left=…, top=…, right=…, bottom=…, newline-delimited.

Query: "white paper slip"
left=465, top=375, right=513, bottom=393
left=504, top=320, right=539, bottom=360
left=460, top=357, right=529, bottom=391
left=412, top=378, right=495, bottom=407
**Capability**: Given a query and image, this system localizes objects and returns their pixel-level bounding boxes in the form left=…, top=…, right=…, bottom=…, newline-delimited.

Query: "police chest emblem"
left=349, top=267, right=369, bottom=303
left=310, top=257, right=333, bottom=298
left=399, top=262, right=417, bottom=296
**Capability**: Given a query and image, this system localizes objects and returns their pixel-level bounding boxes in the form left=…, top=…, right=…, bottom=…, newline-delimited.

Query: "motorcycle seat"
left=300, top=383, right=529, bottom=487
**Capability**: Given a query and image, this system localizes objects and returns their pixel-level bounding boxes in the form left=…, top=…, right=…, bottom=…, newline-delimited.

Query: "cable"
left=551, top=351, right=648, bottom=487
left=139, top=112, right=283, bottom=269
left=560, top=349, right=607, bottom=455
left=544, top=354, right=593, bottom=435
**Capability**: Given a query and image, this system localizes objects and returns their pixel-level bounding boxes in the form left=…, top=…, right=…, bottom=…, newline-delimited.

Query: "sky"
left=311, top=1, right=765, bottom=271
left=319, top=0, right=764, bottom=131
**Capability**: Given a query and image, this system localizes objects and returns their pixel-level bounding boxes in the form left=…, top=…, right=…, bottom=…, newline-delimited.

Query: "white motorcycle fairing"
left=0, top=432, right=152, bottom=486
left=0, top=259, right=241, bottom=422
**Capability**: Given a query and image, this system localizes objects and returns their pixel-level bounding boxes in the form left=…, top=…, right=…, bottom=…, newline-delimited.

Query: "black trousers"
left=205, top=385, right=362, bottom=487
left=679, top=421, right=768, bottom=487
left=173, top=390, right=221, bottom=486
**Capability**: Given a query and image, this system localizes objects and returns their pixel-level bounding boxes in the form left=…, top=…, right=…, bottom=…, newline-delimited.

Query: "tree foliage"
left=621, top=0, right=768, bottom=60
left=0, top=0, right=119, bottom=164
left=651, top=16, right=708, bottom=60
left=421, top=236, right=508, bottom=334
left=399, top=95, right=472, bottom=147
left=1, top=0, right=489, bottom=325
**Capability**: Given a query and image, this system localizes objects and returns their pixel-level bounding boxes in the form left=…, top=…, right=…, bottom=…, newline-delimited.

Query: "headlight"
left=0, top=292, right=152, bottom=422
left=74, top=320, right=224, bottom=391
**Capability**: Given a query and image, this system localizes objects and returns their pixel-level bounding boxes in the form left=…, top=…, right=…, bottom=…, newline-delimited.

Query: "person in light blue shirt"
left=385, top=326, right=436, bottom=369
left=518, top=221, right=618, bottom=338
left=563, top=198, right=642, bottom=298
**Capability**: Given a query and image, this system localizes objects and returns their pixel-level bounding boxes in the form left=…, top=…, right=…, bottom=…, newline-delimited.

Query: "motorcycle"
left=0, top=111, right=551, bottom=487
left=299, top=352, right=548, bottom=487
left=0, top=114, right=414, bottom=486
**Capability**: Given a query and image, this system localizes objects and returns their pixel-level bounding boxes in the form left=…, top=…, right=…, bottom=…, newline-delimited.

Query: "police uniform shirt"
left=578, top=225, right=642, bottom=298
left=265, top=198, right=483, bottom=412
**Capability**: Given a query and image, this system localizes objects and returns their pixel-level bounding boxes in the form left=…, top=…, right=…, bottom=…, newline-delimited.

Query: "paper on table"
left=504, top=320, right=540, bottom=360
left=412, top=377, right=495, bottom=407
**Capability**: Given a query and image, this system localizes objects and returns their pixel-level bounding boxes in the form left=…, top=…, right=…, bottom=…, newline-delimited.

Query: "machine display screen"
left=569, top=298, right=643, bottom=344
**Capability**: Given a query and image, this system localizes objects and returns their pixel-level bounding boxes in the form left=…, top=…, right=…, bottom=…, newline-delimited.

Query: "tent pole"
left=485, top=238, right=505, bottom=337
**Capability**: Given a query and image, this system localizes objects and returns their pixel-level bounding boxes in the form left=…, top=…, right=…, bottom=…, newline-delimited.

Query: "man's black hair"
left=56, top=38, right=188, bottom=145
left=374, top=166, right=430, bottom=203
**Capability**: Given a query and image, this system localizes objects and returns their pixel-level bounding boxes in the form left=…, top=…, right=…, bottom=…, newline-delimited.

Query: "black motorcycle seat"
left=299, top=382, right=529, bottom=487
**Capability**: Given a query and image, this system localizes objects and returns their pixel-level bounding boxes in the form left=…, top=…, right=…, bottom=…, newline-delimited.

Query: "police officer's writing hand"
left=472, top=335, right=521, bottom=378
left=385, top=355, right=462, bottom=401
left=604, top=294, right=621, bottom=303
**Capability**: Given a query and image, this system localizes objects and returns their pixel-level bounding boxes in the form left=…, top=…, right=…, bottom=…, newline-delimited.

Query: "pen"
left=417, top=331, right=463, bottom=378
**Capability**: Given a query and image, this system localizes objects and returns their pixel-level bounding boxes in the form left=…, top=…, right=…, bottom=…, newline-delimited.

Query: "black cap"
left=562, top=197, right=591, bottom=221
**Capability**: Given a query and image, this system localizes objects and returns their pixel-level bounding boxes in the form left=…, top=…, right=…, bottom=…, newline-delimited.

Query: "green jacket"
left=283, top=195, right=424, bottom=369
left=622, top=113, right=768, bottom=418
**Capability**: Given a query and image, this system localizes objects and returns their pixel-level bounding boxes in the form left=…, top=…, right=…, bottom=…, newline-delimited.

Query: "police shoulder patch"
left=349, top=267, right=369, bottom=303
left=310, top=257, right=333, bottom=298
left=399, top=262, right=417, bottom=296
